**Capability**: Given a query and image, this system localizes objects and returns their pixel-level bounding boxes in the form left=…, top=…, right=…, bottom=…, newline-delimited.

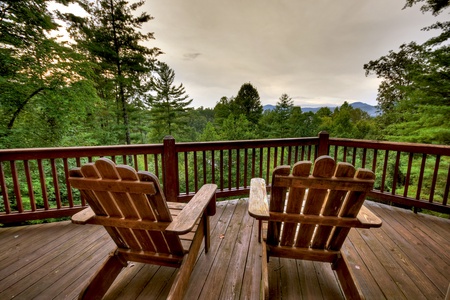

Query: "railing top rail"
left=173, top=137, right=320, bottom=152
left=329, top=138, right=450, bottom=156
left=0, top=144, right=164, bottom=161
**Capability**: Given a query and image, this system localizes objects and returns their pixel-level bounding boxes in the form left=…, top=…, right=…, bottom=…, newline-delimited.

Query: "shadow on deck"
left=0, top=200, right=449, bottom=300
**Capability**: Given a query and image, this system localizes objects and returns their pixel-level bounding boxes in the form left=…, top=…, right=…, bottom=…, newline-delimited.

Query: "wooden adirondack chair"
left=248, top=155, right=382, bottom=300
left=69, top=158, right=217, bottom=300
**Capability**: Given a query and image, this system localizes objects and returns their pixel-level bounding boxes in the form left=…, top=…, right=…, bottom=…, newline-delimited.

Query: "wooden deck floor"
left=0, top=200, right=449, bottom=300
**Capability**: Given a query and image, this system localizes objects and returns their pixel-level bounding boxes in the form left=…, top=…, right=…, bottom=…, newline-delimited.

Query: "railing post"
left=317, top=131, right=330, bottom=157
left=163, top=136, right=179, bottom=202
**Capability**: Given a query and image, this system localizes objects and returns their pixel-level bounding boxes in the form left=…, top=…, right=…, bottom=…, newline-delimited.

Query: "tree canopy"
left=1, top=0, right=448, bottom=148
left=364, top=0, right=450, bottom=144
left=148, top=62, right=193, bottom=141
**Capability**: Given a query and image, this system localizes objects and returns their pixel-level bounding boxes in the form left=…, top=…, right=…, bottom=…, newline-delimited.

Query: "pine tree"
left=63, top=0, right=161, bottom=144
left=273, top=93, right=294, bottom=137
left=0, top=0, right=99, bottom=148
left=149, top=62, right=193, bottom=141
left=233, top=83, right=263, bottom=125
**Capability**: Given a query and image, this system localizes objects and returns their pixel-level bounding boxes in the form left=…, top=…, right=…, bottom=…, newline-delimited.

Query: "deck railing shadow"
left=0, top=131, right=449, bottom=224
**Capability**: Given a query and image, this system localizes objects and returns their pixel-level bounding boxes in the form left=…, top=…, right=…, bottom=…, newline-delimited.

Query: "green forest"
left=1, top=0, right=449, bottom=149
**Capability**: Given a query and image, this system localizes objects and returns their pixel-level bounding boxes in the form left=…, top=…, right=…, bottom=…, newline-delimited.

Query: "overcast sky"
left=139, top=0, right=446, bottom=109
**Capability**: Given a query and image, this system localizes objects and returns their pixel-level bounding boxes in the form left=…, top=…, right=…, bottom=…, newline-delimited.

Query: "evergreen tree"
left=288, top=108, right=321, bottom=137
left=273, top=93, right=294, bottom=137
left=0, top=0, right=99, bottom=148
left=63, top=0, right=161, bottom=144
left=364, top=1, right=450, bottom=144
left=149, top=62, right=193, bottom=141
left=233, top=83, right=263, bottom=125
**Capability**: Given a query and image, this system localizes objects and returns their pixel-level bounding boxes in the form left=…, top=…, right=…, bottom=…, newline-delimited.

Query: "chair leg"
left=261, top=242, right=269, bottom=300
left=332, top=255, right=364, bottom=300
left=203, top=214, right=210, bottom=253
left=167, top=217, right=205, bottom=300
left=79, top=251, right=127, bottom=300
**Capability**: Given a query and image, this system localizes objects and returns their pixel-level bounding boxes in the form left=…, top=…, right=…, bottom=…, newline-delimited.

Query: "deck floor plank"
left=218, top=203, right=255, bottom=300
left=197, top=199, right=247, bottom=300
left=368, top=202, right=449, bottom=297
left=0, top=200, right=449, bottom=300
left=185, top=200, right=239, bottom=299
left=342, top=234, right=390, bottom=300
left=238, top=213, right=261, bottom=300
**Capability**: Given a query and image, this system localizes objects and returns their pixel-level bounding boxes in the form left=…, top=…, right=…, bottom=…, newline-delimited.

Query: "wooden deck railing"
left=0, top=132, right=449, bottom=224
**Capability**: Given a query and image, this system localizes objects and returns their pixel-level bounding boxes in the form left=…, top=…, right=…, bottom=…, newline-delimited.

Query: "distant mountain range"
left=263, top=102, right=379, bottom=117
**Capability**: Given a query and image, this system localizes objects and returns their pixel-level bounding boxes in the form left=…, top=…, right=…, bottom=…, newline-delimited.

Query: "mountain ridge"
left=263, top=102, right=379, bottom=116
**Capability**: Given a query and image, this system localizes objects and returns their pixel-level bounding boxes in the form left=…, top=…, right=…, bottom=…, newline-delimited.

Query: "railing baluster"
left=211, top=150, right=216, bottom=185
left=10, top=161, right=23, bottom=212
left=333, top=145, right=338, bottom=161
left=63, top=158, right=73, bottom=207
left=362, top=148, right=367, bottom=168
left=133, top=154, right=138, bottom=170
left=154, top=154, right=159, bottom=178
left=244, top=148, right=248, bottom=188
left=37, top=159, right=49, bottom=210
left=381, top=150, right=389, bottom=193
left=429, top=155, right=440, bottom=203
left=236, top=149, right=240, bottom=189
left=193, top=151, right=198, bottom=192
left=416, top=154, right=427, bottom=200
left=202, top=151, right=207, bottom=185
left=228, top=149, right=232, bottom=190
left=144, top=154, right=148, bottom=171
left=220, top=150, right=224, bottom=191
left=307, top=145, right=312, bottom=161
left=352, top=147, right=357, bottom=165
left=184, top=152, right=189, bottom=195
left=443, top=164, right=450, bottom=205
left=24, top=160, right=36, bottom=211
left=372, top=149, right=378, bottom=173
left=50, top=158, right=62, bottom=209
left=0, top=162, right=11, bottom=214
left=258, top=147, right=264, bottom=179
left=252, top=148, right=256, bottom=178
left=287, top=146, right=292, bottom=165
left=273, top=147, right=278, bottom=168
left=266, top=147, right=271, bottom=182
left=392, top=152, right=401, bottom=195
left=404, top=153, right=413, bottom=198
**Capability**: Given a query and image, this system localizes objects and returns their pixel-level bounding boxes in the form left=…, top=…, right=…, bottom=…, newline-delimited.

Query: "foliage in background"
left=62, top=0, right=161, bottom=145
left=365, top=0, right=450, bottom=144
left=148, top=62, right=193, bottom=142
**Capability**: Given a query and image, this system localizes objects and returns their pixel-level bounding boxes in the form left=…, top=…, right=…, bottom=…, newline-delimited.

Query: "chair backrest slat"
left=294, top=157, right=335, bottom=247
left=69, top=158, right=184, bottom=255
left=311, top=162, right=356, bottom=249
left=268, top=156, right=375, bottom=252
left=280, top=161, right=311, bottom=247
left=327, top=168, right=375, bottom=250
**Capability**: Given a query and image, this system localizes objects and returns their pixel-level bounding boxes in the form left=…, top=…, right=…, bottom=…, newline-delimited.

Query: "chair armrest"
left=248, top=178, right=270, bottom=220
left=166, top=184, right=217, bottom=235
left=72, top=207, right=96, bottom=225
left=356, top=205, right=382, bottom=228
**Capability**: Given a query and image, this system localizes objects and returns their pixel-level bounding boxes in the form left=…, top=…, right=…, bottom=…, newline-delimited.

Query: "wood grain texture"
left=250, top=155, right=379, bottom=300
left=67, top=157, right=216, bottom=300
left=0, top=200, right=449, bottom=299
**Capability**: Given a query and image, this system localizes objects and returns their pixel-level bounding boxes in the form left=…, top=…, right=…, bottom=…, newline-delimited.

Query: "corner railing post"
left=163, top=135, right=179, bottom=202
left=317, top=131, right=330, bottom=157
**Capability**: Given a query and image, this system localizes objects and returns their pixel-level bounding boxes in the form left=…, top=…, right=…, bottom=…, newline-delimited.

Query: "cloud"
left=145, top=0, right=446, bottom=108
left=183, top=53, right=201, bottom=61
